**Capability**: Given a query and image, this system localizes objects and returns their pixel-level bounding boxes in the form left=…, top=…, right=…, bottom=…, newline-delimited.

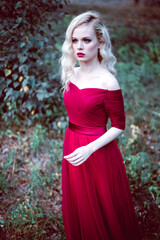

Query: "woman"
left=60, top=11, right=141, bottom=240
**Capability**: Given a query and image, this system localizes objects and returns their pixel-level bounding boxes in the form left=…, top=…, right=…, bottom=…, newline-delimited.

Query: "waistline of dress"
left=68, top=121, right=106, bottom=136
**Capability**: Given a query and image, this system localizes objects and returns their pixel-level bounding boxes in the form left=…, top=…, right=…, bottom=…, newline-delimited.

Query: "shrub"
left=0, top=0, right=69, bottom=126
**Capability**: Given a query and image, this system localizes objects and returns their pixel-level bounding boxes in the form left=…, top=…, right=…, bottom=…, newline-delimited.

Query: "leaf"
left=22, top=76, right=30, bottom=88
left=12, top=74, right=18, bottom=81
left=25, top=101, right=34, bottom=111
left=12, top=24, right=19, bottom=29
left=6, top=79, right=12, bottom=86
left=46, top=110, right=52, bottom=116
left=36, top=91, right=49, bottom=101
left=36, top=93, right=45, bottom=101
left=5, top=88, right=13, bottom=99
left=19, top=65, right=27, bottom=74
left=23, top=86, right=29, bottom=92
left=5, top=69, right=12, bottom=77
left=20, top=42, right=26, bottom=48
left=0, top=77, right=5, bottom=82
left=15, top=1, right=21, bottom=9
left=19, top=76, right=23, bottom=82
left=17, top=17, right=22, bottom=23
left=13, top=82, right=19, bottom=88
left=38, top=41, right=44, bottom=48
left=21, top=56, right=27, bottom=63
left=55, top=43, right=62, bottom=52
left=13, top=64, right=18, bottom=71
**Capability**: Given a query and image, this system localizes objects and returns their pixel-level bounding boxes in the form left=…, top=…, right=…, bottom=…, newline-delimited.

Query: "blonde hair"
left=60, top=11, right=117, bottom=91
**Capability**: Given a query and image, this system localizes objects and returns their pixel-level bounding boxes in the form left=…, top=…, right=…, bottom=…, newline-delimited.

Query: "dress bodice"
left=63, top=81, right=125, bottom=130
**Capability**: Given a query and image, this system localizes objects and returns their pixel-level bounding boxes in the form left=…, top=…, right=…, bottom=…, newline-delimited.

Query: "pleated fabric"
left=62, top=81, right=141, bottom=240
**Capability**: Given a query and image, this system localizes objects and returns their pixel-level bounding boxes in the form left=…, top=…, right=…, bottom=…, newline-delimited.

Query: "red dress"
left=62, top=81, right=141, bottom=240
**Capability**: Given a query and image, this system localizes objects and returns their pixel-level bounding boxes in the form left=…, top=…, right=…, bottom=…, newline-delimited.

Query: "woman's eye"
left=72, top=39, right=78, bottom=43
left=84, top=39, right=91, bottom=43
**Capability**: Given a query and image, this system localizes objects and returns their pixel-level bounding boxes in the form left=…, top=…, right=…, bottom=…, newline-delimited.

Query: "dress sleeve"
left=104, top=89, right=125, bottom=130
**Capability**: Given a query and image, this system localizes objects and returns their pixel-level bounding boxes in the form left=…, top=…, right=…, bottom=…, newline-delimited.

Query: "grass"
left=0, top=126, right=65, bottom=239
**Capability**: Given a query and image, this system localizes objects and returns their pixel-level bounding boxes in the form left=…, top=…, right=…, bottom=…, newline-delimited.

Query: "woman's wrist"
left=88, top=141, right=98, bottom=154
left=88, top=127, right=124, bottom=154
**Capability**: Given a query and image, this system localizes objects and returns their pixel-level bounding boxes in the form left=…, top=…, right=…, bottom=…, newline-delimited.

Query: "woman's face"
left=72, top=23, right=101, bottom=63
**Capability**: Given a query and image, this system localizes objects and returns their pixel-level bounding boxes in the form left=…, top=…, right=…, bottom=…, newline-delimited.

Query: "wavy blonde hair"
left=60, top=11, right=117, bottom=91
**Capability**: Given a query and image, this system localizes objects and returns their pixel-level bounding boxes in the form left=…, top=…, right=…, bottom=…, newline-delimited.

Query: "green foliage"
left=124, top=152, right=152, bottom=186
left=116, top=41, right=160, bottom=111
left=7, top=198, right=44, bottom=237
left=0, top=149, right=16, bottom=193
left=30, top=124, right=47, bottom=156
left=149, top=184, right=160, bottom=205
left=123, top=147, right=160, bottom=210
left=115, top=37, right=160, bottom=212
left=0, top=127, right=64, bottom=239
left=0, top=0, right=68, bottom=126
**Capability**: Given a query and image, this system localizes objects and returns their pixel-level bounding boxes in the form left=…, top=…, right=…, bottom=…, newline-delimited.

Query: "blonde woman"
left=60, top=11, right=141, bottom=240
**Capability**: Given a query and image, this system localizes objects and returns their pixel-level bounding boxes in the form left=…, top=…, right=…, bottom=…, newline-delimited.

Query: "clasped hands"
left=64, top=144, right=93, bottom=166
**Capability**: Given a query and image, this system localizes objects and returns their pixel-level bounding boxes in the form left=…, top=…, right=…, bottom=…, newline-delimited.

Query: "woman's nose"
left=77, top=41, right=83, bottom=50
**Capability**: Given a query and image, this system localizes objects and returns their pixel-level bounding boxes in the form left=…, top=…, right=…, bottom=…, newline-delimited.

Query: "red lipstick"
left=77, top=52, right=85, bottom=57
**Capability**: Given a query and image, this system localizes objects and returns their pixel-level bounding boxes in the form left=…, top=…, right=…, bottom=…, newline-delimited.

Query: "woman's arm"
left=89, top=127, right=123, bottom=152
left=64, top=127, right=123, bottom=166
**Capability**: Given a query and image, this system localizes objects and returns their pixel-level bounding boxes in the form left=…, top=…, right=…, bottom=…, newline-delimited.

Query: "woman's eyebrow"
left=72, top=36, right=91, bottom=39
left=83, top=37, right=91, bottom=39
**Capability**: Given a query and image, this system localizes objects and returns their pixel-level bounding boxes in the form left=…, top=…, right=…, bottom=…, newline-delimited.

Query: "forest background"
left=0, top=0, right=160, bottom=239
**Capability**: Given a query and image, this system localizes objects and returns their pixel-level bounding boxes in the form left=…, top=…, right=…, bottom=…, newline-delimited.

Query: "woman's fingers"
left=70, top=156, right=83, bottom=163
left=63, top=146, right=90, bottom=166
left=64, top=154, right=80, bottom=160
left=64, top=152, right=84, bottom=166
left=66, top=154, right=83, bottom=163
left=64, top=149, right=81, bottom=159
left=73, top=159, right=84, bottom=166
left=70, top=157, right=84, bottom=166
left=64, top=149, right=79, bottom=159
left=64, top=153, right=76, bottom=159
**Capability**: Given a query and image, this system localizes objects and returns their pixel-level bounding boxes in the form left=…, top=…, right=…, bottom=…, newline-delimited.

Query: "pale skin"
left=64, top=22, right=123, bottom=166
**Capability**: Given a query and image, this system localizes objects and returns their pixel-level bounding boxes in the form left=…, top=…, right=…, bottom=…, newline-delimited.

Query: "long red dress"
left=62, top=81, right=141, bottom=240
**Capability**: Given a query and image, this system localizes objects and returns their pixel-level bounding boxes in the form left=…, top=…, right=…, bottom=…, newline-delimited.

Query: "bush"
left=0, top=0, right=69, bottom=126
left=116, top=41, right=160, bottom=114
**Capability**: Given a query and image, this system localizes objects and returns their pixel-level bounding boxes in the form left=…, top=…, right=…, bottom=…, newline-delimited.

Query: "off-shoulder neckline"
left=69, top=81, right=121, bottom=92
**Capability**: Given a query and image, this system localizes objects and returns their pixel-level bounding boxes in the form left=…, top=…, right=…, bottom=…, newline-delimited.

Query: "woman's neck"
left=79, top=58, right=102, bottom=74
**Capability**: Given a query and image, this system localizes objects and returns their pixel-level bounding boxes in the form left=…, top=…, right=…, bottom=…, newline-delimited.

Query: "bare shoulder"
left=101, top=69, right=120, bottom=90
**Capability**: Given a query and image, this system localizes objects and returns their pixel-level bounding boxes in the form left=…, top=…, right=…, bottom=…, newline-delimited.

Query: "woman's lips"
left=77, top=53, right=85, bottom=57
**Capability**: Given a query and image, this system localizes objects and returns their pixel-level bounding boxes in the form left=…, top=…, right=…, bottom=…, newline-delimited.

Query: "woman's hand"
left=64, top=128, right=124, bottom=166
left=64, top=145, right=93, bottom=166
